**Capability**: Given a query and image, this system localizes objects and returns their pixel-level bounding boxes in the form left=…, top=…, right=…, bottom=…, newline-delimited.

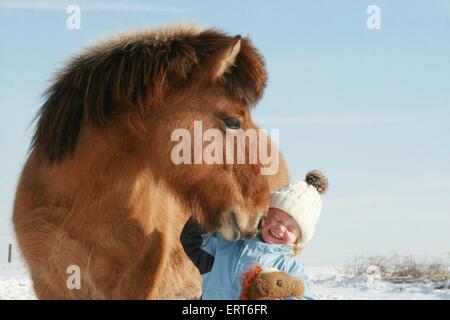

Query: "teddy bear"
left=240, top=264, right=305, bottom=300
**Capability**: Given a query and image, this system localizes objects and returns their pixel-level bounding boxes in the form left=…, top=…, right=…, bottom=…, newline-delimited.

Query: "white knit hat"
left=269, top=170, right=329, bottom=246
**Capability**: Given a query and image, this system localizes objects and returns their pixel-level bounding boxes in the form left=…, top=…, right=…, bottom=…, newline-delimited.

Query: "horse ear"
left=211, top=35, right=241, bottom=80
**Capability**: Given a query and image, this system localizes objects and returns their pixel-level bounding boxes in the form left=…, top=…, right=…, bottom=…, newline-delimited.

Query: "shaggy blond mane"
left=31, top=24, right=267, bottom=163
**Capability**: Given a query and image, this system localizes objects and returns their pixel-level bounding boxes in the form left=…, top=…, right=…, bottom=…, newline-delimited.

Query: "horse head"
left=32, top=25, right=273, bottom=241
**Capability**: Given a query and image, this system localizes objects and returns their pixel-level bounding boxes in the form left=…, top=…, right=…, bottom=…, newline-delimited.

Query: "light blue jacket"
left=199, top=232, right=312, bottom=300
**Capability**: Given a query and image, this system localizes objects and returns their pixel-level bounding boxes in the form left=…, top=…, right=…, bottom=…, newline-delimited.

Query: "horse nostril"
left=257, top=216, right=266, bottom=231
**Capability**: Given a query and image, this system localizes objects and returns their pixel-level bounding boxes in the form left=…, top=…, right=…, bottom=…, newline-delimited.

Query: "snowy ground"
left=0, top=264, right=36, bottom=300
left=0, top=263, right=448, bottom=300
left=305, top=266, right=449, bottom=300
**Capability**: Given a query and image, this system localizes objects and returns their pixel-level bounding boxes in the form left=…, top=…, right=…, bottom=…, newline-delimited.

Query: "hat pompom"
left=305, top=170, right=329, bottom=195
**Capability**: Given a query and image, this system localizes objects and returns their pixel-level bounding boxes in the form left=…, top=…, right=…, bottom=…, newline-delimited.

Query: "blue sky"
left=0, top=0, right=449, bottom=264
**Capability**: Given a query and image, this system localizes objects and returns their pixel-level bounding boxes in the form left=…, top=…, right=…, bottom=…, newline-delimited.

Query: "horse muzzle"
left=218, top=210, right=266, bottom=241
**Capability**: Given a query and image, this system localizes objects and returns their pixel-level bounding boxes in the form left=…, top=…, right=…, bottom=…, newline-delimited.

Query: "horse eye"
left=276, top=280, right=283, bottom=287
left=224, top=118, right=241, bottom=129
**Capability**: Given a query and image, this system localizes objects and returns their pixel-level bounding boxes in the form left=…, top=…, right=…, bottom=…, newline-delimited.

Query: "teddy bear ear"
left=240, top=264, right=263, bottom=299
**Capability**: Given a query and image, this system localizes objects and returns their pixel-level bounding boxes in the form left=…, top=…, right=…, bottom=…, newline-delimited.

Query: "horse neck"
left=66, top=143, right=189, bottom=238
left=39, top=125, right=191, bottom=242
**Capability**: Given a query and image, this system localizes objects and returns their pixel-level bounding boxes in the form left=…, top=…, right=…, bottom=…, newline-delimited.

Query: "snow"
left=0, top=264, right=36, bottom=300
left=305, top=266, right=450, bottom=300
left=0, top=263, right=448, bottom=300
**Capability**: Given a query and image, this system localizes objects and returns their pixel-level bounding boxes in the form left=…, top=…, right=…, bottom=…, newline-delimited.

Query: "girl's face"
left=260, top=208, right=301, bottom=244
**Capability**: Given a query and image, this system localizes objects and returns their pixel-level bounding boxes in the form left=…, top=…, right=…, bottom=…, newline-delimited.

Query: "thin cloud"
left=0, top=0, right=188, bottom=13
left=255, top=115, right=403, bottom=126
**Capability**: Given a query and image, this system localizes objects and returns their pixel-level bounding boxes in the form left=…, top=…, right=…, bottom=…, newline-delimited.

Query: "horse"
left=13, top=24, right=289, bottom=299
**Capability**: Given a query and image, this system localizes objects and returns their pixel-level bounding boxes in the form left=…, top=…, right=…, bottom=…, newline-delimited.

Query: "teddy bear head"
left=240, top=264, right=305, bottom=300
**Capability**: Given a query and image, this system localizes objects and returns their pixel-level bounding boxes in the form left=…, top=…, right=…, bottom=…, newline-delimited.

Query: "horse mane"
left=30, top=24, right=267, bottom=164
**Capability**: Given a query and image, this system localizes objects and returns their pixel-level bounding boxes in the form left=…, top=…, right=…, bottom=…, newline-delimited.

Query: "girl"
left=180, top=170, right=328, bottom=300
